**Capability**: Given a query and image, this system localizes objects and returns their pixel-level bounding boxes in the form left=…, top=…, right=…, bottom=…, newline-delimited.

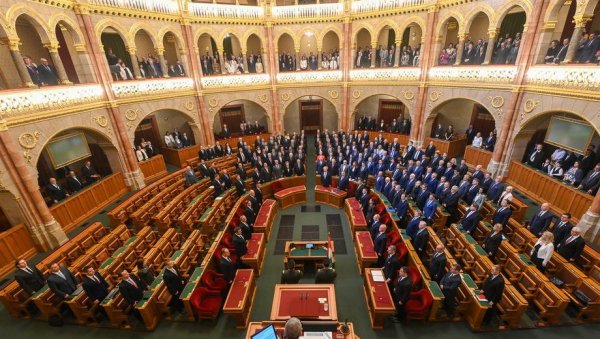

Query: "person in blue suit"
left=373, top=224, right=388, bottom=266
left=406, top=211, right=422, bottom=238
left=415, top=183, right=430, bottom=210
left=374, top=171, right=385, bottom=192
left=491, top=200, right=512, bottom=226
left=460, top=203, right=481, bottom=234
left=321, top=166, right=331, bottom=187
left=370, top=214, right=383, bottom=240
left=405, top=174, right=417, bottom=195
left=528, top=203, right=553, bottom=237
left=423, top=194, right=437, bottom=223
left=486, top=176, right=505, bottom=203
left=427, top=173, right=439, bottom=193
left=395, top=193, right=409, bottom=221
left=336, top=172, right=349, bottom=190
left=382, top=177, right=393, bottom=198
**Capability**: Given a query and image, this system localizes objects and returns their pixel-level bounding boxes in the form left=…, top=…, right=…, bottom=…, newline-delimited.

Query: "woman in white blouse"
left=471, top=132, right=483, bottom=148
left=530, top=231, right=554, bottom=272
left=496, top=186, right=513, bottom=205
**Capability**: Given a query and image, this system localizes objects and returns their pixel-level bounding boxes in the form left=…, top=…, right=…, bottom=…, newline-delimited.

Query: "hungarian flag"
left=327, top=232, right=333, bottom=260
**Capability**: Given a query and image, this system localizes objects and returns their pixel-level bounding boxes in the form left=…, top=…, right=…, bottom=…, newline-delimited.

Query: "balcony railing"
left=112, top=78, right=194, bottom=99
left=87, top=0, right=179, bottom=14
left=428, top=66, right=518, bottom=84
left=272, top=4, right=343, bottom=19
left=351, top=0, right=430, bottom=14
left=189, top=3, right=264, bottom=20
left=350, top=68, right=421, bottom=81
left=201, top=74, right=271, bottom=89
left=0, top=84, right=104, bottom=120
left=526, top=66, right=600, bottom=92
left=277, top=70, right=342, bottom=83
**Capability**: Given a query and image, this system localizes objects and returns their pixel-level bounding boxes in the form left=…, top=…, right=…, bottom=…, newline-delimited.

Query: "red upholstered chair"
left=271, top=180, right=283, bottom=193
left=235, top=208, right=245, bottom=218
left=376, top=204, right=387, bottom=216
left=347, top=181, right=357, bottom=197
left=331, top=178, right=338, bottom=187
left=381, top=213, right=392, bottom=226
left=190, top=287, right=223, bottom=320
left=405, top=289, right=434, bottom=321
left=201, top=270, right=228, bottom=292
left=407, top=266, right=422, bottom=290
left=386, top=230, right=401, bottom=248
left=396, top=242, right=408, bottom=264
left=221, top=234, right=236, bottom=252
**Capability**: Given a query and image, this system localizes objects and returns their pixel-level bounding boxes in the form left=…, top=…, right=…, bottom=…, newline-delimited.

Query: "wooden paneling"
left=50, top=172, right=128, bottom=233
left=161, top=145, right=200, bottom=168
left=463, top=146, right=492, bottom=169
left=0, top=224, right=37, bottom=277
left=506, top=161, right=593, bottom=223
left=358, top=130, right=410, bottom=145
left=139, top=154, right=168, bottom=183
left=425, top=137, right=468, bottom=159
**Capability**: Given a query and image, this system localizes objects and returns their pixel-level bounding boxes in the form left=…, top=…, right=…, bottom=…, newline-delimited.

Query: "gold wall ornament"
left=208, top=97, right=219, bottom=107
left=429, top=91, right=442, bottom=102
left=124, top=109, right=139, bottom=121
left=281, top=92, right=291, bottom=102
left=524, top=99, right=540, bottom=113
left=183, top=101, right=194, bottom=111
left=328, top=90, right=339, bottom=99
left=490, top=96, right=505, bottom=108
left=19, top=131, right=41, bottom=149
left=93, top=115, right=108, bottom=128
left=403, top=90, right=415, bottom=101
left=352, top=90, right=361, bottom=99
left=23, top=150, right=32, bottom=165
left=257, top=94, right=269, bottom=103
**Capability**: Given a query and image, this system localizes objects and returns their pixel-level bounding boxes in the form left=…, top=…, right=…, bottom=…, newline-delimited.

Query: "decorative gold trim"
left=257, top=94, right=269, bottom=103
left=490, top=96, right=505, bottom=108
left=429, top=91, right=442, bottom=102
left=352, top=90, right=361, bottom=99
left=124, top=109, right=139, bottom=121
left=93, top=115, right=108, bottom=128
left=281, top=92, right=291, bottom=102
left=329, top=90, right=339, bottom=99
left=18, top=131, right=40, bottom=149
left=523, top=99, right=540, bottom=113
left=402, top=90, right=415, bottom=101
left=184, top=101, right=194, bottom=111
left=23, top=150, right=32, bottom=165
left=208, top=97, right=219, bottom=107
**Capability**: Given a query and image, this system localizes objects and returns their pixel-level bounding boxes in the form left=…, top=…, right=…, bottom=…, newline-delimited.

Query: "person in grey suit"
left=47, top=263, right=78, bottom=299
left=183, top=166, right=198, bottom=186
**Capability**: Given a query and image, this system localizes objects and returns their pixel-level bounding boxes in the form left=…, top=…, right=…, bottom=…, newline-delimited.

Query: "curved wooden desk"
left=315, top=185, right=347, bottom=208
left=274, top=185, right=307, bottom=209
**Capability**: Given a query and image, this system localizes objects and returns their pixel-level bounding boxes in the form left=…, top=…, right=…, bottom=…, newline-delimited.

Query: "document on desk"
left=371, top=270, right=385, bottom=282
left=301, top=332, right=333, bottom=339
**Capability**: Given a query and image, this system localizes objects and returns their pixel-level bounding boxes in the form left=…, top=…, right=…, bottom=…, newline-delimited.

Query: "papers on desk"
left=300, top=332, right=333, bottom=339
left=476, top=294, right=488, bottom=302
left=371, top=270, right=385, bottom=282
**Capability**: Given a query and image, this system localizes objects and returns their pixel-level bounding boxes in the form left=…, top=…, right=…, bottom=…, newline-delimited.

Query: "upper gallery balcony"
left=86, top=0, right=180, bottom=15
left=189, top=2, right=265, bottom=20
left=351, top=0, right=432, bottom=15
left=272, top=3, right=343, bottom=21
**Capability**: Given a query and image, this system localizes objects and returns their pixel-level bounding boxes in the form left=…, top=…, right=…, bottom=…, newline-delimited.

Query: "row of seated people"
left=44, top=160, right=102, bottom=206
left=216, top=121, right=266, bottom=140
left=524, top=143, right=600, bottom=195
left=355, top=116, right=412, bottom=135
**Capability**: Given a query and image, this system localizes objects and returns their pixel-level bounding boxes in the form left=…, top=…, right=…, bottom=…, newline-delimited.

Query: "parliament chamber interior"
left=1, top=0, right=600, bottom=338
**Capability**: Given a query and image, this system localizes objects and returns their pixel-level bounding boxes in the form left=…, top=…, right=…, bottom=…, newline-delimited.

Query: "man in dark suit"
left=163, top=260, right=185, bottom=313
left=525, top=144, right=545, bottom=169
left=393, top=266, right=412, bottom=322
left=383, top=245, right=400, bottom=291
left=337, top=172, right=349, bottom=190
left=118, top=269, right=147, bottom=307
left=46, top=177, right=69, bottom=204
left=405, top=212, right=422, bottom=239
left=556, top=227, right=585, bottom=262
left=491, top=200, right=512, bottom=226
left=321, top=166, right=331, bottom=187
left=212, top=173, right=225, bottom=198
left=23, top=56, right=42, bottom=86
left=221, top=124, right=231, bottom=138
left=528, top=203, right=553, bottom=237
left=482, top=265, right=505, bottom=325
left=14, top=259, right=45, bottom=295
left=554, top=38, right=569, bottom=64
left=483, top=224, right=504, bottom=259
left=47, top=263, right=78, bottom=299
left=198, top=160, right=210, bottom=177
left=373, top=224, right=388, bottom=266
left=244, top=200, right=256, bottom=225
left=219, top=248, right=237, bottom=284
left=81, top=161, right=101, bottom=184
left=440, top=264, right=462, bottom=318
left=429, top=244, right=447, bottom=282
left=280, top=259, right=303, bottom=284
left=82, top=266, right=109, bottom=304
left=37, top=58, right=59, bottom=85
left=443, top=186, right=461, bottom=222
left=238, top=215, right=253, bottom=240
left=370, top=214, right=383, bottom=240
left=577, top=32, right=600, bottom=63
left=460, top=204, right=481, bottom=234
left=578, top=163, right=600, bottom=195
left=552, top=213, right=573, bottom=246
left=315, top=258, right=337, bottom=284
left=66, top=171, right=84, bottom=193
left=233, top=227, right=248, bottom=258
left=464, top=179, right=480, bottom=205
left=234, top=174, right=246, bottom=196
left=412, top=221, right=429, bottom=256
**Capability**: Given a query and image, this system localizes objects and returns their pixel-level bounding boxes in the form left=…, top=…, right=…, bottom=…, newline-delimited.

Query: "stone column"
left=178, top=48, right=190, bottom=76
left=295, top=48, right=301, bottom=71
left=262, top=51, right=269, bottom=73
left=7, top=39, right=36, bottom=87
left=454, top=34, right=466, bottom=65
left=393, top=40, right=401, bottom=67
left=350, top=46, right=356, bottom=70
left=155, top=47, right=169, bottom=78
left=317, top=49, right=322, bottom=70
left=483, top=30, right=498, bottom=65
left=219, top=49, right=227, bottom=74
left=578, top=190, right=600, bottom=242
left=564, top=17, right=590, bottom=63
left=127, top=47, right=142, bottom=79
left=370, top=42, right=377, bottom=68
left=242, top=49, right=249, bottom=73
left=45, top=41, right=71, bottom=85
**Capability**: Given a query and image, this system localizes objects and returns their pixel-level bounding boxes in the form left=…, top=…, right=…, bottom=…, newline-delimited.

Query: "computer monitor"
left=251, top=324, right=278, bottom=339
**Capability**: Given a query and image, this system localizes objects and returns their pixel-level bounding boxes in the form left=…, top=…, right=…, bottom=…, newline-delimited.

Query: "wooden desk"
left=224, top=269, right=256, bottom=328
left=315, top=185, right=347, bottom=208
left=270, top=284, right=337, bottom=321
left=464, top=146, right=492, bottom=170
left=425, top=136, right=468, bottom=159
left=253, top=199, right=276, bottom=240
left=181, top=267, right=205, bottom=321
left=424, top=279, right=445, bottom=321
left=246, top=321, right=359, bottom=339
left=274, top=185, right=307, bottom=209
left=363, top=268, right=396, bottom=329
left=458, top=273, right=490, bottom=331
left=260, top=176, right=306, bottom=199
left=354, top=231, right=378, bottom=275
left=345, top=198, right=368, bottom=236
left=139, top=154, right=168, bottom=183
left=285, top=241, right=333, bottom=269
left=242, top=233, right=266, bottom=275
